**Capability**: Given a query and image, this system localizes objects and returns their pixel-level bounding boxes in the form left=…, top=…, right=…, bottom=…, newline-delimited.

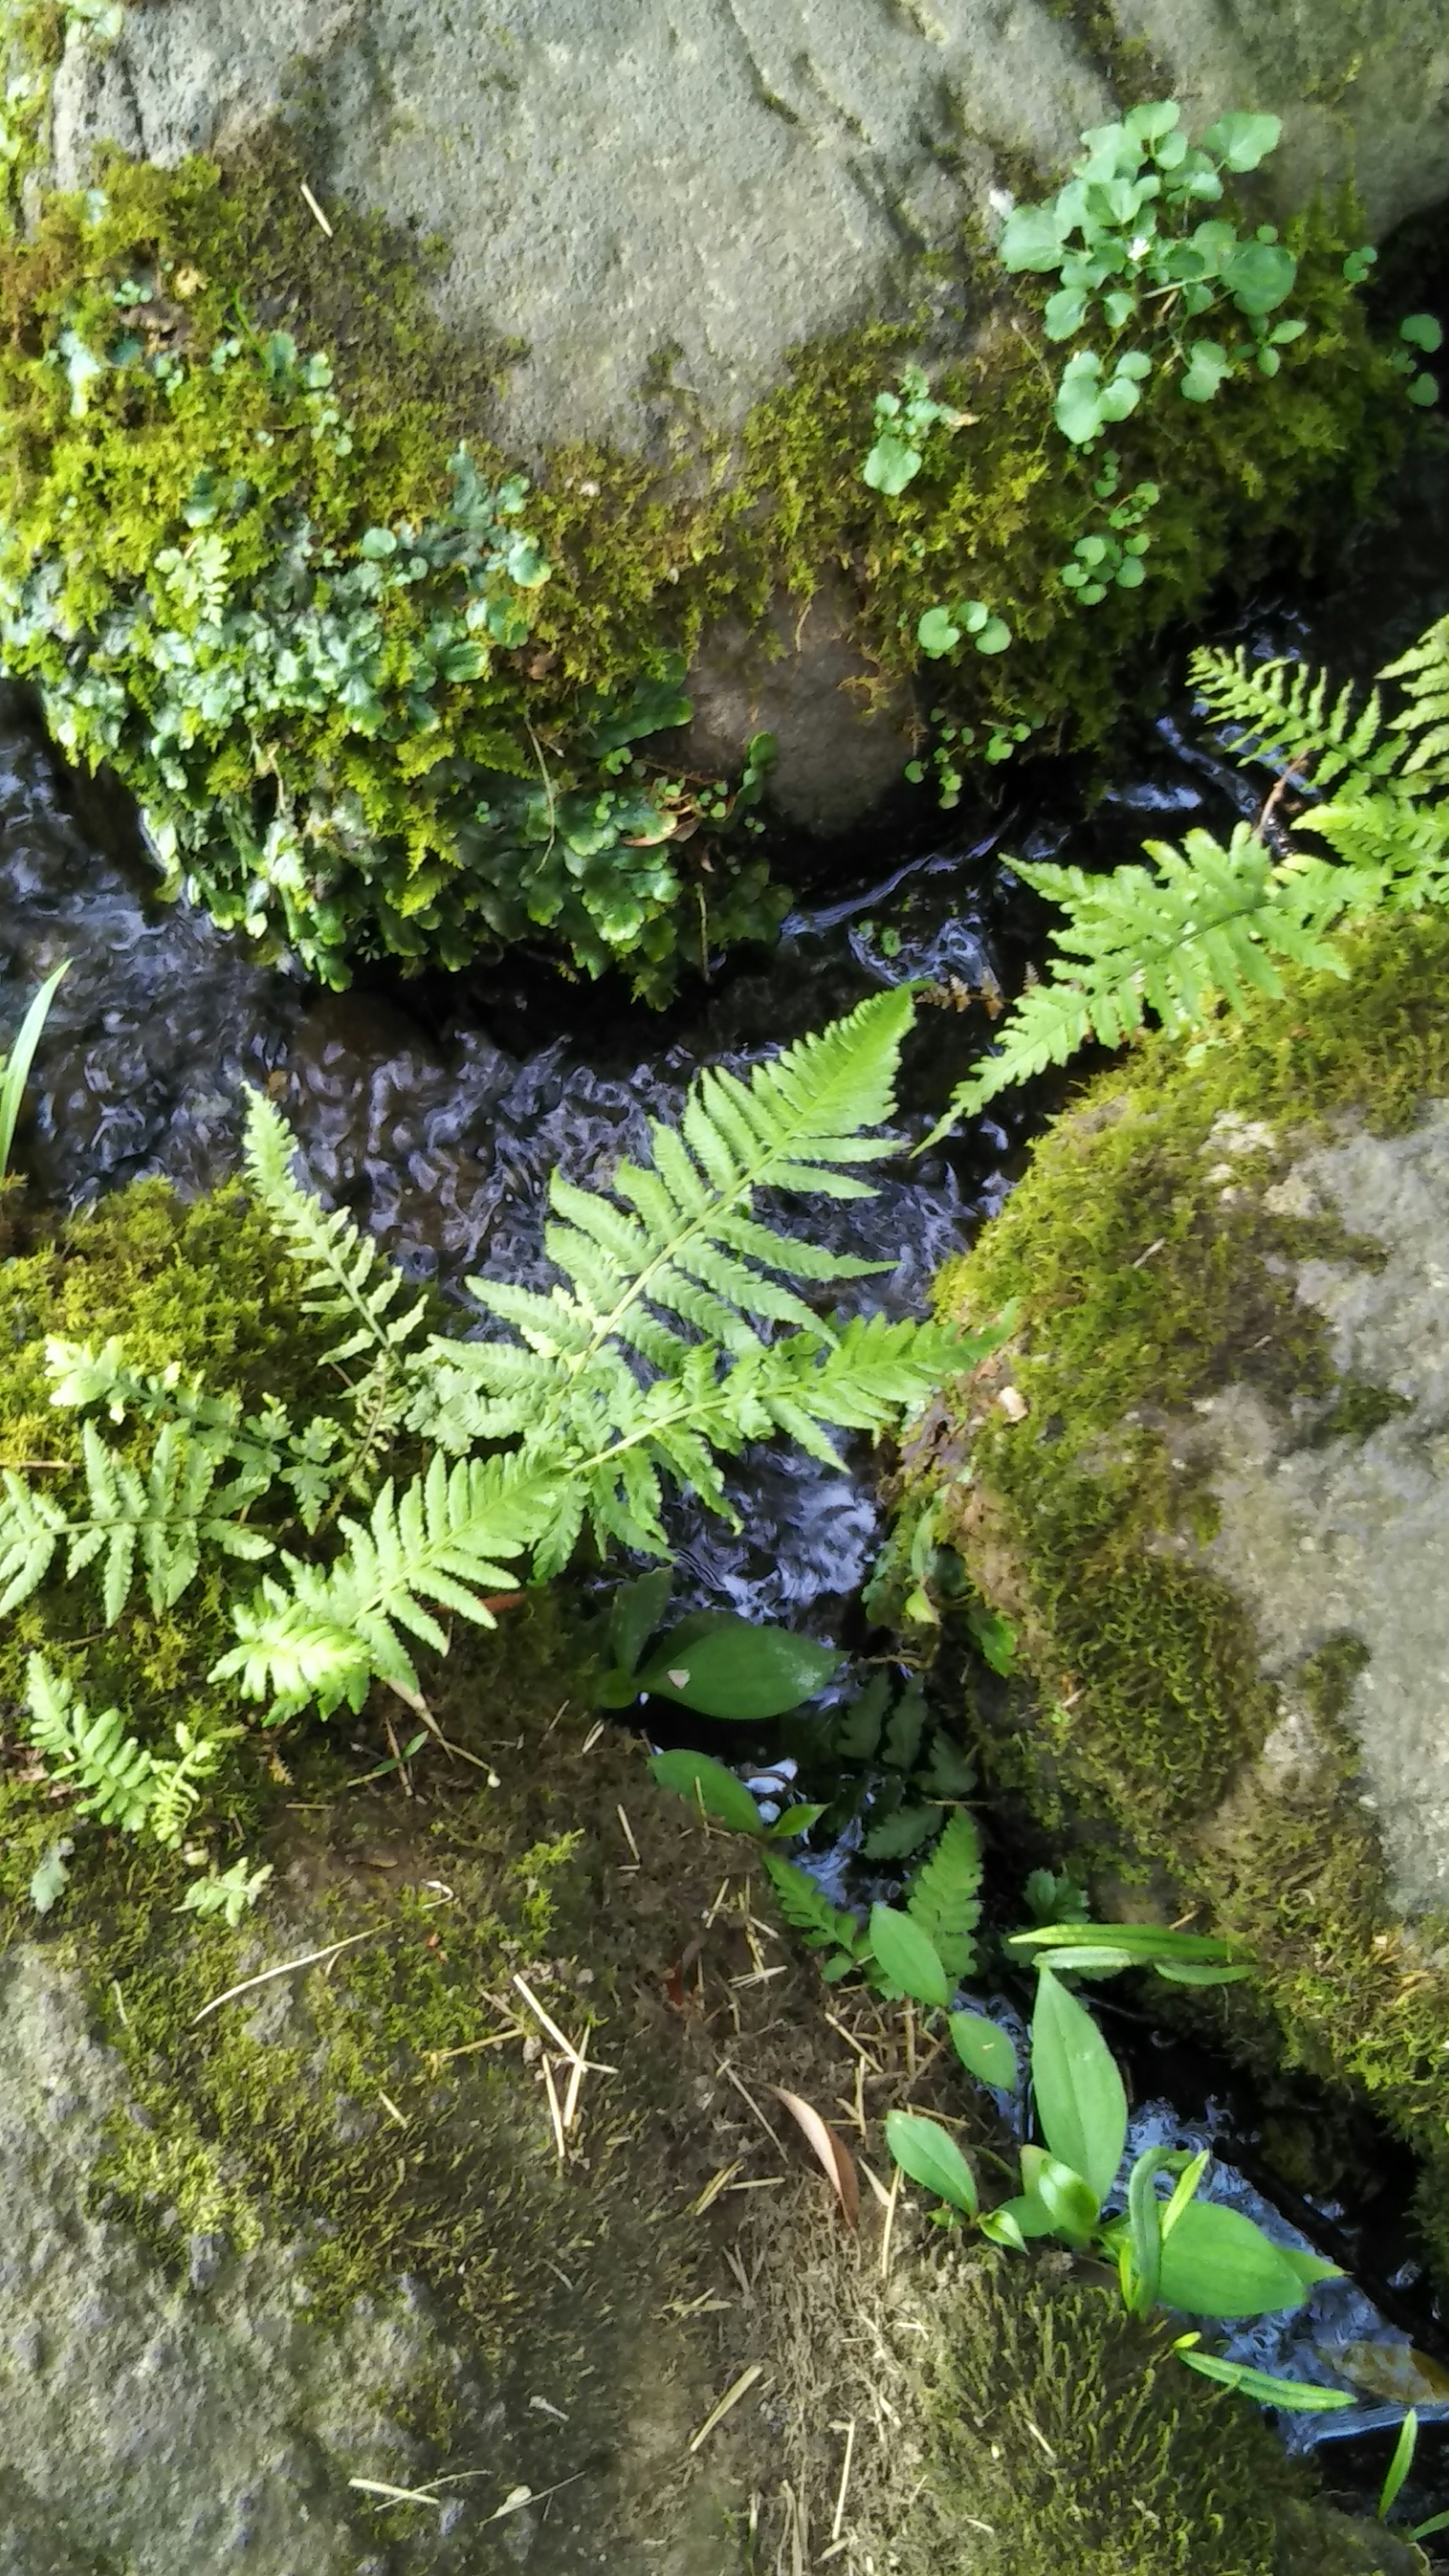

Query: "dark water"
left=3, top=450, right=1449, bottom=2532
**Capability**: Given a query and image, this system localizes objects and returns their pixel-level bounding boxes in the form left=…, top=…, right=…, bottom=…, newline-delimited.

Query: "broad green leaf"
left=979, top=2195, right=1057, bottom=2249
left=1043, top=286, right=1089, bottom=341
left=1221, top=238, right=1297, bottom=316
left=975, top=617, right=1012, bottom=656
left=648, top=1748, right=762, bottom=1835
left=884, top=2110, right=978, bottom=2216
left=1122, top=2146, right=1174, bottom=2315
left=1401, top=312, right=1444, bottom=354
left=770, top=1802, right=826, bottom=1838
left=1020, top=2144, right=1099, bottom=2242
left=1124, top=99, right=1180, bottom=145
left=917, top=606, right=962, bottom=657
left=635, top=1616, right=839, bottom=1719
left=608, top=1566, right=674, bottom=1679
left=998, top=204, right=1066, bottom=272
left=1180, top=338, right=1232, bottom=402
left=950, top=2009, right=1017, bottom=2092
left=1201, top=111, right=1281, bottom=172
left=1157, top=2200, right=1332, bottom=2318
left=1175, top=2348, right=1353, bottom=2410
left=863, top=434, right=921, bottom=497
left=1030, top=1967, right=1127, bottom=2201
left=869, top=1902, right=950, bottom=2008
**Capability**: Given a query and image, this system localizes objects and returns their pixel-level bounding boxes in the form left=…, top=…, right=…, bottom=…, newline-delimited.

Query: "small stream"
left=3, top=440, right=1449, bottom=2534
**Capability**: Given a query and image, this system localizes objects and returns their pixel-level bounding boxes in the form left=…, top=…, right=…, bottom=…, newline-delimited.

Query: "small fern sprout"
left=178, top=1857, right=274, bottom=1925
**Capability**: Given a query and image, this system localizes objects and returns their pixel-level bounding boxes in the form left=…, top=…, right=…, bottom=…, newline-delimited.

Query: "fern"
left=905, top=1811, right=983, bottom=1984
left=243, top=1090, right=429, bottom=1372
left=760, top=1850, right=870, bottom=1981
left=22, top=1656, right=223, bottom=1845
left=211, top=1450, right=559, bottom=1718
left=1384, top=614, right=1449, bottom=782
left=0, top=1417, right=274, bottom=1622
left=925, top=616, right=1449, bottom=1140
left=1188, top=645, right=1400, bottom=796
left=928, top=825, right=1361, bottom=1129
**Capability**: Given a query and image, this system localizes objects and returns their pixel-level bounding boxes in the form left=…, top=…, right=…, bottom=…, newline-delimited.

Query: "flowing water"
left=3, top=455, right=1449, bottom=2532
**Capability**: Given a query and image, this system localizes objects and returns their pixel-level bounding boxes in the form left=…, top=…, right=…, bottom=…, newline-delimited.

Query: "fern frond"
left=906, top=1811, right=983, bottom=1984
left=0, top=1471, right=67, bottom=1616
left=1188, top=645, right=1400, bottom=794
left=23, top=1658, right=224, bottom=1844
left=927, top=826, right=1363, bottom=1135
left=211, top=1451, right=558, bottom=1719
left=1383, top=614, right=1449, bottom=783
left=242, top=1089, right=428, bottom=1367
left=760, top=1850, right=867, bottom=1975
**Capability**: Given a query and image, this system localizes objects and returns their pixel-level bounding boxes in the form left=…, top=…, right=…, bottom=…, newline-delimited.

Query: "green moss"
left=907, top=2258, right=1411, bottom=2576
left=0, top=107, right=1413, bottom=993
left=925, top=904, right=1449, bottom=2276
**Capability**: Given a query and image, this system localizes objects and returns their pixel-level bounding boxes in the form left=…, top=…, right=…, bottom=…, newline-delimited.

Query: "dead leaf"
left=771, top=2087, right=859, bottom=2227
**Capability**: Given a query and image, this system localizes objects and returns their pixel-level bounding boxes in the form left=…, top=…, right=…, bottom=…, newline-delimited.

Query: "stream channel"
left=3, top=436, right=1449, bottom=2541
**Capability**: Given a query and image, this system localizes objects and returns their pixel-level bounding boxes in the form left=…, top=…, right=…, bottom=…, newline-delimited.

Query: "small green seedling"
left=598, top=1570, right=840, bottom=1719
left=862, top=365, right=973, bottom=496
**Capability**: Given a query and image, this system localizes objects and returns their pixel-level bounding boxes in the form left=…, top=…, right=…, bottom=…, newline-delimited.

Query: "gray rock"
left=48, top=0, right=1449, bottom=463
left=1180, top=1101, right=1449, bottom=1921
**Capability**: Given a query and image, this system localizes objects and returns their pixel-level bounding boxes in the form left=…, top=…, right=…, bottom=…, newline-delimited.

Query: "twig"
left=541, top=2055, right=567, bottom=2165
left=687, top=2362, right=764, bottom=2454
left=879, top=2158, right=903, bottom=2281
left=191, top=1927, right=384, bottom=2025
left=299, top=180, right=334, bottom=238
left=831, top=2420, right=856, bottom=2542
left=716, top=2056, right=788, bottom=2158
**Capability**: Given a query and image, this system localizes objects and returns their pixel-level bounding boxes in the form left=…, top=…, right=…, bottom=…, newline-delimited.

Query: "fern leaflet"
left=905, top=1811, right=983, bottom=1983
left=760, top=1850, right=870, bottom=1980
left=243, top=1090, right=429, bottom=1369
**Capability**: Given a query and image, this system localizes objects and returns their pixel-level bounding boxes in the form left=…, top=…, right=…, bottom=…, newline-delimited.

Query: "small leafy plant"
left=597, top=1568, right=840, bottom=1719
left=861, top=365, right=973, bottom=497
left=763, top=1809, right=984, bottom=1996
left=1059, top=453, right=1159, bottom=606
left=917, top=599, right=1013, bottom=660
left=998, top=102, right=1308, bottom=444
left=886, top=1965, right=1352, bottom=2409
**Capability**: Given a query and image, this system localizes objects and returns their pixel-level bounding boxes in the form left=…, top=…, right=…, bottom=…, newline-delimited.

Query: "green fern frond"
left=927, top=826, right=1365, bottom=1136
left=906, top=1810, right=983, bottom=1984
left=1382, top=614, right=1449, bottom=782
left=1188, top=645, right=1399, bottom=794
left=242, top=1089, right=429, bottom=1368
left=0, top=1472, right=67, bottom=1617
left=22, top=1656, right=223, bottom=1844
left=0, top=1416, right=274, bottom=1624
left=760, top=1850, right=867, bottom=1976
left=212, top=1450, right=558, bottom=1719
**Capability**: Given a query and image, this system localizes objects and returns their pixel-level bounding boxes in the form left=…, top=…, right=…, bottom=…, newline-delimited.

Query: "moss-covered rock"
left=921, top=904, right=1449, bottom=2276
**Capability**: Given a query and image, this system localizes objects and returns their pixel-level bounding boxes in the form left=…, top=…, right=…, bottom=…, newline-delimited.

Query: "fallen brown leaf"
left=771, top=2087, right=859, bottom=2227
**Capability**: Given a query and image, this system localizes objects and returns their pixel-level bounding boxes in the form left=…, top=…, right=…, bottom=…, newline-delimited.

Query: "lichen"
left=922, top=904, right=1449, bottom=2277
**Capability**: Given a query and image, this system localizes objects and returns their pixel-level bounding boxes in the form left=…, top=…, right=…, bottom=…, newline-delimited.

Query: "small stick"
left=879, top=2158, right=903, bottom=2280
left=616, top=1804, right=641, bottom=1863
left=687, top=2362, right=764, bottom=2455
left=716, top=2056, right=788, bottom=2158
left=299, top=180, right=334, bottom=238
left=541, top=2053, right=567, bottom=2164
left=831, top=2420, right=856, bottom=2541
left=192, top=1927, right=383, bottom=2025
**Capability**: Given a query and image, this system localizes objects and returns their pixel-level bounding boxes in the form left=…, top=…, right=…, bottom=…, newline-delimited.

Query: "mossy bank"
left=921, top=903, right=1449, bottom=2279
left=0, top=1176, right=1417, bottom=2571
left=0, top=1, right=1429, bottom=995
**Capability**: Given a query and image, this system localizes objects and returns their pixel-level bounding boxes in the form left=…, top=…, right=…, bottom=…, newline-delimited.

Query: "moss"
left=906, top=2257, right=1413, bottom=2576
left=923, top=903, right=1449, bottom=2279
left=0, top=98, right=1414, bottom=993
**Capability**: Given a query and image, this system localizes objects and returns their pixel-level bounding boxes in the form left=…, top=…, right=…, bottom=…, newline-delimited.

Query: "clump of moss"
left=922, top=904, right=1449, bottom=2277
left=906, top=2256, right=1414, bottom=2576
left=0, top=88, right=1414, bottom=993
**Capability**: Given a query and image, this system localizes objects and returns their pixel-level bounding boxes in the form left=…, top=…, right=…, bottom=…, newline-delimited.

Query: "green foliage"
left=861, top=364, right=970, bottom=496
left=597, top=1568, right=841, bottom=1717
left=902, top=1811, right=983, bottom=1983
left=0, top=163, right=779, bottom=997
left=998, top=101, right=1309, bottom=441
left=176, top=1855, right=274, bottom=1925
left=0, top=995, right=966, bottom=1881
left=1007, top=1919, right=1248, bottom=1986
left=1058, top=451, right=1158, bottom=606
left=0, top=961, right=66, bottom=1180
left=930, top=609, right=1449, bottom=1136
left=884, top=2108, right=978, bottom=2217
left=22, top=1654, right=226, bottom=1845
